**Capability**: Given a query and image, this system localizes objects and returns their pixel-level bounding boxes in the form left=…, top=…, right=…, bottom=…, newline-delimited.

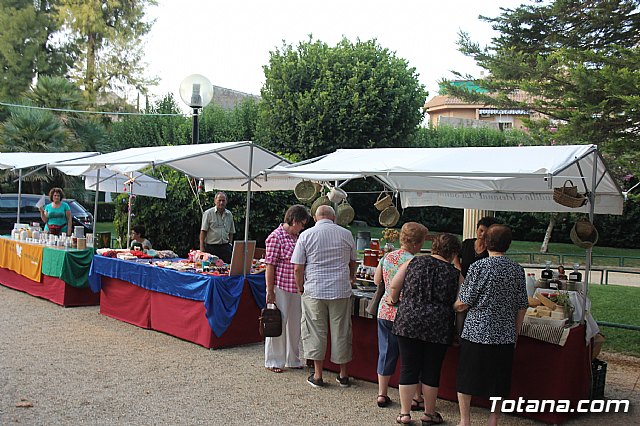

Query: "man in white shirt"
left=200, top=192, right=235, bottom=263
left=291, top=205, right=357, bottom=388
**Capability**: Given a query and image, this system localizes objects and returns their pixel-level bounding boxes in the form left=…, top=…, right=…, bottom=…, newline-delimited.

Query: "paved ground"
left=0, top=285, right=638, bottom=425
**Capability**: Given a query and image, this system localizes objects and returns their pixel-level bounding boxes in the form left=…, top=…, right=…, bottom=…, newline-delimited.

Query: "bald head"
left=315, top=205, right=336, bottom=222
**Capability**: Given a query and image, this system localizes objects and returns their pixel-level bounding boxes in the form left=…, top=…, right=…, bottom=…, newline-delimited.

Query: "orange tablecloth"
left=0, top=238, right=43, bottom=282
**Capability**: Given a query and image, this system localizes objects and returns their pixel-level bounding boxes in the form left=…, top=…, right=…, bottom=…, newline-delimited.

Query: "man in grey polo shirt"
left=200, top=191, right=235, bottom=263
left=292, top=205, right=357, bottom=388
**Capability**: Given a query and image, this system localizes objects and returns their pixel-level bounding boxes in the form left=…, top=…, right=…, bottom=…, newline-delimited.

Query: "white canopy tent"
left=50, top=142, right=299, bottom=270
left=52, top=165, right=168, bottom=199
left=82, top=170, right=167, bottom=199
left=50, top=165, right=169, bottom=241
left=267, top=144, right=625, bottom=302
left=267, top=144, right=623, bottom=215
left=0, top=152, right=100, bottom=224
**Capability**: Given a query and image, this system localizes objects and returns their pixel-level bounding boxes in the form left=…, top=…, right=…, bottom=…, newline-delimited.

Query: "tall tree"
left=0, top=0, right=71, bottom=101
left=442, top=0, right=640, bottom=175
left=258, top=37, right=427, bottom=159
left=54, top=0, right=158, bottom=103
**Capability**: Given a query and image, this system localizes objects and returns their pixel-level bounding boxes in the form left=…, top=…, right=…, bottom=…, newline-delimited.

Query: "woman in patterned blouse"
left=388, top=233, right=462, bottom=425
left=373, top=222, right=429, bottom=408
left=454, top=224, right=528, bottom=426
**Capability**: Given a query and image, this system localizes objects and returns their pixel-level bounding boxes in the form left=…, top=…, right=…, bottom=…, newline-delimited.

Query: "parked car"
left=0, top=194, right=94, bottom=236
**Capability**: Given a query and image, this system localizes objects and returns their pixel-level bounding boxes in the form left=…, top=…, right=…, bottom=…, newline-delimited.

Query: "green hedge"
left=95, top=202, right=115, bottom=222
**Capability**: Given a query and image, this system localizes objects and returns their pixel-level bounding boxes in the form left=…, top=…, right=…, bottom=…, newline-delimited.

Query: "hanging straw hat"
left=553, top=180, right=587, bottom=208
left=374, top=191, right=393, bottom=211
left=328, top=186, right=348, bottom=204
left=294, top=180, right=318, bottom=202
left=570, top=218, right=599, bottom=249
left=379, top=206, right=400, bottom=227
left=336, top=201, right=355, bottom=226
left=311, top=195, right=333, bottom=216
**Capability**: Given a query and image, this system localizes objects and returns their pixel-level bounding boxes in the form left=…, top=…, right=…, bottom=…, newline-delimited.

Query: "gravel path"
left=1, top=285, right=638, bottom=425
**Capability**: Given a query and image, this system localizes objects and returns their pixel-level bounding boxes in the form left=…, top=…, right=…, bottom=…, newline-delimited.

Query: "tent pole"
left=127, top=185, right=133, bottom=249
left=17, top=169, right=22, bottom=224
left=92, top=169, right=100, bottom=238
left=584, top=151, right=598, bottom=314
left=243, top=144, right=254, bottom=277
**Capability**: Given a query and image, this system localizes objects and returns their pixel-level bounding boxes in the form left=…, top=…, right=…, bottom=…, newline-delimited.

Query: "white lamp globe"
left=179, top=74, right=213, bottom=108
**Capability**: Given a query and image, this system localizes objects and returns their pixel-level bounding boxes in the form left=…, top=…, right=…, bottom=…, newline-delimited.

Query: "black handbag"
left=259, top=303, right=282, bottom=338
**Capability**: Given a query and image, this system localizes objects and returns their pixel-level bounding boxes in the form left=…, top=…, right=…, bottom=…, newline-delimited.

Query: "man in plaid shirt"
left=264, top=205, right=311, bottom=373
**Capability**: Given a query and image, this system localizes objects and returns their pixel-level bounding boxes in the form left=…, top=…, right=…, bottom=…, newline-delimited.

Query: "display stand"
left=90, top=256, right=264, bottom=349
left=322, top=312, right=590, bottom=425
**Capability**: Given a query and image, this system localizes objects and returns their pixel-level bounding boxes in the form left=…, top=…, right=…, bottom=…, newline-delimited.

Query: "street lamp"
left=179, top=74, right=213, bottom=144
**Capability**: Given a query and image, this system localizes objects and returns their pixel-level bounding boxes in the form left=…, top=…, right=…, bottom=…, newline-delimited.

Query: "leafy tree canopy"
left=258, top=36, right=428, bottom=159
left=54, top=0, right=158, bottom=102
left=0, top=0, right=72, bottom=101
left=442, top=0, right=640, bottom=177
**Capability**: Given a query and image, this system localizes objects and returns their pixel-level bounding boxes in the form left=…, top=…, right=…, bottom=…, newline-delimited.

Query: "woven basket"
left=570, top=219, right=599, bottom=249
left=374, top=192, right=393, bottom=211
left=336, top=201, right=355, bottom=226
left=379, top=206, right=400, bottom=227
left=553, top=180, right=587, bottom=208
left=311, top=195, right=332, bottom=216
left=294, top=180, right=318, bottom=202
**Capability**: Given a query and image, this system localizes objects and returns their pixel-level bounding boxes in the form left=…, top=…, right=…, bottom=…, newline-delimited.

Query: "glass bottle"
left=541, top=260, right=554, bottom=279
left=569, top=263, right=582, bottom=282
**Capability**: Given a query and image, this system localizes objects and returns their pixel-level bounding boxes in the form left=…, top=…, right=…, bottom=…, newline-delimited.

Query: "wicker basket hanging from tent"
left=553, top=180, right=587, bottom=208
left=294, top=180, right=318, bottom=203
left=374, top=192, right=393, bottom=211
left=336, top=201, right=355, bottom=226
left=379, top=206, right=400, bottom=227
left=570, top=218, right=599, bottom=249
left=311, top=195, right=332, bottom=216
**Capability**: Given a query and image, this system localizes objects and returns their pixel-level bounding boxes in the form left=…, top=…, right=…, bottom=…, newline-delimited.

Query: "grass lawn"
left=588, top=285, right=640, bottom=357
left=95, top=222, right=115, bottom=234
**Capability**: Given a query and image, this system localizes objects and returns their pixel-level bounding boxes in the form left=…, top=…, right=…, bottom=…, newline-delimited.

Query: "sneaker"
left=307, top=373, right=324, bottom=388
left=336, top=375, right=350, bottom=388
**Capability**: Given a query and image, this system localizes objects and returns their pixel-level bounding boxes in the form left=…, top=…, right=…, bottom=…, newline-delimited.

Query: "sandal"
left=396, top=413, right=411, bottom=424
left=266, top=367, right=284, bottom=373
left=377, top=394, right=391, bottom=407
left=421, top=411, right=443, bottom=425
left=411, top=397, right=424, bottom=411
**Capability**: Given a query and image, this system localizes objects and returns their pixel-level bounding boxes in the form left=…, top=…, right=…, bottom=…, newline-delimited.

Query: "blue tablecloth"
left=88, top=256, right=266, bottom=336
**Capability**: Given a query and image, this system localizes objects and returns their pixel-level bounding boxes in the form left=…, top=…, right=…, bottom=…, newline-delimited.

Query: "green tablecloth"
left=42, top=247, right=94, bottom=288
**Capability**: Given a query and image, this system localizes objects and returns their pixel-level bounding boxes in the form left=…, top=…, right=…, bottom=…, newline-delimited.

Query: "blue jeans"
left=377, top=318, right=400, bottom=376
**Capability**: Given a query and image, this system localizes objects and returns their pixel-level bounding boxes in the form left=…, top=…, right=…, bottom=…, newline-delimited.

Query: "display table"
left=0, top=237, right=98, bottom=307
left=323, top=308, right=591, bottom=425
left=88, top=256, right=266, bottom=349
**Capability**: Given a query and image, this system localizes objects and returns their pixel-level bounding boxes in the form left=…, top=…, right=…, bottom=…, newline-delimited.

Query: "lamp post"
left=179, top=74, right=213, bottom=144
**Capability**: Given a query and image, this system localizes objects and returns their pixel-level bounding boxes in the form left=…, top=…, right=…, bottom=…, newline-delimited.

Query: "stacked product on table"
left=95, top=248, right=266, bottom=275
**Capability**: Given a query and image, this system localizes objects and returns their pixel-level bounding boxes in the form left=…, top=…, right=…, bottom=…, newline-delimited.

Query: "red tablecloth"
left=0, top=266, right=99, bottom=307
left=324, top=316, right=591, bottom=424
left=99, top=277, right=262, bottom=349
